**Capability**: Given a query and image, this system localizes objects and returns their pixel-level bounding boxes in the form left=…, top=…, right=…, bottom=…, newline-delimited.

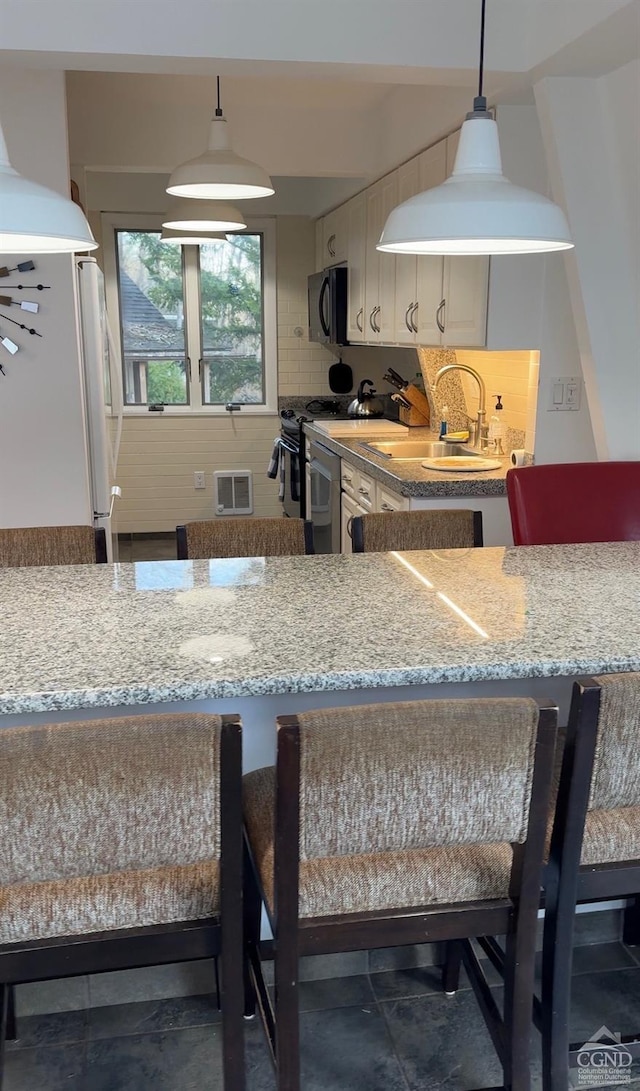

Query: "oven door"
left=280, top=436, right=302, bottom=519
left=308, top=440, right=341, bottom=553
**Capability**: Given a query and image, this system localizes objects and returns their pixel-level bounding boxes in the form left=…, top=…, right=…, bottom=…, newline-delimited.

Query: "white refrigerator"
left=76, top=256, right=123, bottom=561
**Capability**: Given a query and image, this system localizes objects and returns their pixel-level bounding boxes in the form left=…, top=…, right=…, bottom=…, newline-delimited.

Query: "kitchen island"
left=1, top=542, right=638, bottom=771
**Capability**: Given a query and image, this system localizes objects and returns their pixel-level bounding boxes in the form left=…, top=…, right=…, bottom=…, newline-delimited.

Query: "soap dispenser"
left=439, top=405, right=449, bottom=439
left=488, top=395, right=505, bottom=455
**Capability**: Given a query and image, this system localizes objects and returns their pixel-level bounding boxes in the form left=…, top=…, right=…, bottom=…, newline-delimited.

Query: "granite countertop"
left=304, top=423, right=509, bottom=497
left=1, top=542, right=638, bottom=714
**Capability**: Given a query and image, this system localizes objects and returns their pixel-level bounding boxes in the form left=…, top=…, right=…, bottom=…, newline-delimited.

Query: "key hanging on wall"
left=0, top=294, right=39, bottom=313
left=0, top=328, right=19, bottom=355
left=0, top=261, right=36, bottom=278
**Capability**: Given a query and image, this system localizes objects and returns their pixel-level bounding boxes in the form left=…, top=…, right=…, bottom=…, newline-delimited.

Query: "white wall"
left=0, top=69, right=92, bottom=528
left=486, top=104, right=597, bottom=463
left=535, top=66, right=640, bottom=460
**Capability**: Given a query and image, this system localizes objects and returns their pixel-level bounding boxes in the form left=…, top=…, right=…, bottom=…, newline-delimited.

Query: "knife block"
left=398, top=383, right=431, bottom=427
left=399, top=404, right=430, bottom=427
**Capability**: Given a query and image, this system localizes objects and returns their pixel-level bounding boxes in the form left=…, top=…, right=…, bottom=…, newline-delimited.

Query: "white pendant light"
left=377, top=0, right=573, bottom=256
left=160, top=226, right=229, bottom=244
left=162, top=198, right=247, bottom=232
left=167, top=77, right=274, bottom=202
left=0, top=120, right=98, bottom=254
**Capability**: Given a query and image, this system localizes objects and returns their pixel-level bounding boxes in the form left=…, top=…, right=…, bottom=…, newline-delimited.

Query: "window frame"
left=102, top=212, right=277, bottom=416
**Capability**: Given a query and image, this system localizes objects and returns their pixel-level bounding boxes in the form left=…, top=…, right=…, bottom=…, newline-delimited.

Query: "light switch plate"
left=548, top=376, right=582, bottom=411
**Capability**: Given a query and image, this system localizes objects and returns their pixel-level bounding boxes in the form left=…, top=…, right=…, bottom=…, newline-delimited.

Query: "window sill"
left=122, top=406, right=278, bottom=418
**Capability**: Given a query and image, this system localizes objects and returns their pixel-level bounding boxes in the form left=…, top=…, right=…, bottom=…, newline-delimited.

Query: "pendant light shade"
left=162, top=198, right=247, bottom=232
left=378, top=115, right=574, bottom=256
left=0, top=124, right=98, bottom=254
left=167, top=78, right=274, bottom=201
left=160, top=226, right=229, bottom=244
left=377, top=0, right=573, bottom=257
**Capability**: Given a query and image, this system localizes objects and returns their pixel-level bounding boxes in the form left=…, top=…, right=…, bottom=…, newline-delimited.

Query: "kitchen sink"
left=358, top=439, right=482, bottom=460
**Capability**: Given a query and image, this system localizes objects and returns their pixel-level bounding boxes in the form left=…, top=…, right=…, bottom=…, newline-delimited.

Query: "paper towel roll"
left=510, top=449, right=526, bottom=467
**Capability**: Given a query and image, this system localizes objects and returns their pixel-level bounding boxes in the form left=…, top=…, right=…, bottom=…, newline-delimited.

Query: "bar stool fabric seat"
left=350, top=508, right=482, bottom=553
left=244, top=766, right=513, bottom=916
left=177, top=517, right=313, bottom=559
left=0, top=714, right=222, bottom=944
left=0, top=525, right=102, bottom=567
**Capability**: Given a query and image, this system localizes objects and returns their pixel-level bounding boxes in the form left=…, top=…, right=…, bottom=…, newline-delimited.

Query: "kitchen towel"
left=510, top=449, right=526, bottom=467
left=267, top=438, right=286, bottom=500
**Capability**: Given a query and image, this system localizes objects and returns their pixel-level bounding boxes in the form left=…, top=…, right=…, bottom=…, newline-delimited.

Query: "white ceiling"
left=4, top=0, right=636, bottom=215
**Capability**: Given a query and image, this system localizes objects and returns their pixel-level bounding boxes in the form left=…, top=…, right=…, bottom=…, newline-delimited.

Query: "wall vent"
left=214, top=470, right=253, bottom=515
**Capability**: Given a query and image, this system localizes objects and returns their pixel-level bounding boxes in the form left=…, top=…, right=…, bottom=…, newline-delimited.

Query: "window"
left=103, top=214, right=276, bottom=415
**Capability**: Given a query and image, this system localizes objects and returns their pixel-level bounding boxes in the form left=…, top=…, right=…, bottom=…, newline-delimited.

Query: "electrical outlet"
left=194, top=471, right=206, bottom=490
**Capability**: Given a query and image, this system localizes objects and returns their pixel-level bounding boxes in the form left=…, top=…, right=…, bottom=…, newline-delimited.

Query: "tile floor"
left=5, top=941, right=640, bottom=1090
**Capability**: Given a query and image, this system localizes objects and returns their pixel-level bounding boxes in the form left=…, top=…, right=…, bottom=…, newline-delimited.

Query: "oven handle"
left=279, top=436, right=300, bottom=456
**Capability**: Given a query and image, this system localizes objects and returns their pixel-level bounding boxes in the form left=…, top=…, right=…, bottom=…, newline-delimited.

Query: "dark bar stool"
left=243, top=695, right=557, bottom=1091
left=0, top=712, right=244, bottom=1091
left=541, top=673, right=640, bottom=1091
left=350, top=508, right=483, bottom=552
left=0, top=525, right=107, bottom=566
left=176, top=517, right=314, bottom=558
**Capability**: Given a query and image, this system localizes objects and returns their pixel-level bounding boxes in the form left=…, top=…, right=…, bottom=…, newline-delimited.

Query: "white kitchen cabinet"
left=341, top=492, right=368, bottom=553
left=341, top=459, right=376, bottom=510
left=353, top=135, right=488, bottom=349
left=376, top=482, right=410, bottom=513
left=322, top=206, right=347, bottom=266
left=393, top=158, right=421, bottom=345
left=346, top=192, right=367, bottom=343
left=364, top=175, right=397, bottom=343
left=399, top=138, right=488, bottom=348
left=315, top=219, right=324, bottom=273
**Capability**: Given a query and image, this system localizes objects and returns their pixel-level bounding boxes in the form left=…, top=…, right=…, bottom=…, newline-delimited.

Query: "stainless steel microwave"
left=308, top=266, right=348, bottom=346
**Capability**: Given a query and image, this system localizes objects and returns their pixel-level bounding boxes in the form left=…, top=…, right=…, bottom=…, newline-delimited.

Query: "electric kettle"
left=347, top=379, right=384, bottom=418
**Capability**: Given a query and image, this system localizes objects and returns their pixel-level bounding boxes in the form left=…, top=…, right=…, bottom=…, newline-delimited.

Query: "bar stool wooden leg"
left=243, top=845, right=261, bottom=1020
left=0, top=982, right=15, bottom=1083
left=274, top=931, right=300, bottom=1091
left=623, top=897, right=640, bottom=946
left=541, top=886, right=573, bottom=1091
left=442, top=940, right=464, bottom=994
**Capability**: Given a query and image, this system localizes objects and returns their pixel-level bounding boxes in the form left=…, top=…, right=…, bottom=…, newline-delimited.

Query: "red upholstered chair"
left=506, top=462, right=640, bottom=546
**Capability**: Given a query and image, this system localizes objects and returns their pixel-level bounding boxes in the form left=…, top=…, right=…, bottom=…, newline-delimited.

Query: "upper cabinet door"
left=315, top=219, right=324, bottom=273
left=393, top=160, right=420, bottom=345
left=377, top=173, right=398, bottom=343
left=441, top=257, right=489, bottom=347
left=440, top=132, right=489, bottom=347
left=323, top=206, right=347, bottom=265
left=364, top=182, right=383, bottom=342
left=346, top=193, right=367, bottom=343
left=415, top=141, right=448, bottom=345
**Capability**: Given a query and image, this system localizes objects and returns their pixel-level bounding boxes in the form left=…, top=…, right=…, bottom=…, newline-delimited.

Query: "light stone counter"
left=304, top=424, right=509, bottom=497
left=1, top=543, right=638, bottom=720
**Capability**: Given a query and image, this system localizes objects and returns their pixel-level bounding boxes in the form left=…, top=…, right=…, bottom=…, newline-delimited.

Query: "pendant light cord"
left=215, top=75, right=223, bottom=118
left=474, top=0, right=488, bottom=113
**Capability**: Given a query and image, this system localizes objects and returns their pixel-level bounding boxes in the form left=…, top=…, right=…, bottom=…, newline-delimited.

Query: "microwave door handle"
left=318, top=276, right=331, bottom=337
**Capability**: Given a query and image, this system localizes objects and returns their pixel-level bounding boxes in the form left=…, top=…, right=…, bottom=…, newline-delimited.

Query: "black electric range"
left=279, top=399, right=353, bottom=518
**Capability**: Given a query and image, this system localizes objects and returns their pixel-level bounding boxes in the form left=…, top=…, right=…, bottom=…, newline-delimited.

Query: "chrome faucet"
left=432, top=364, right=487, bottom=450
